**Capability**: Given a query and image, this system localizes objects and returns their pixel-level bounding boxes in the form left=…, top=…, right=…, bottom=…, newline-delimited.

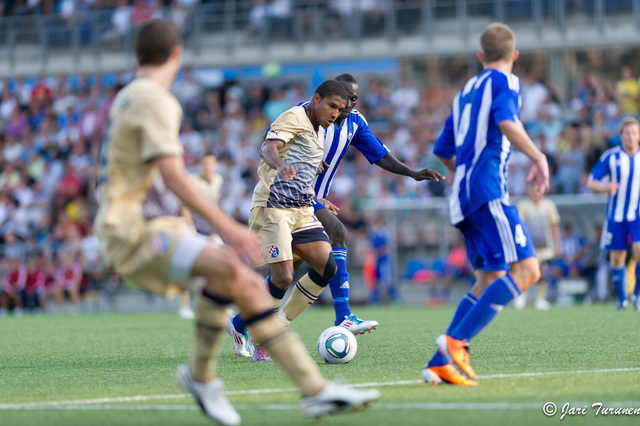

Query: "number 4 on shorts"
left=514, top=225, right=527, bottom=248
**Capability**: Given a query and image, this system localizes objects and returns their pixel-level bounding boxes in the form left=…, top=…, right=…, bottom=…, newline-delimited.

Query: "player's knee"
left=330, top=222, right=349, bottom=247
left=324, top=252, right=337, bottom=281
left=271, top=273, right=293, bottom=291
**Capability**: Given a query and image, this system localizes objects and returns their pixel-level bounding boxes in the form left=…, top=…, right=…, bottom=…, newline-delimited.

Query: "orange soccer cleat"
left=436, top=334, right=476, bottom=379
left=422, top=364, right=479, bottom=386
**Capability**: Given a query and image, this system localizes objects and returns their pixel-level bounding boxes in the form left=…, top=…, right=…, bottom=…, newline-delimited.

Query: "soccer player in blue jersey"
left=421, top=23, right=550, bottom=386
left=301, top=73, right=444, bottom=333
left=588, top=116, right=640, bottom=311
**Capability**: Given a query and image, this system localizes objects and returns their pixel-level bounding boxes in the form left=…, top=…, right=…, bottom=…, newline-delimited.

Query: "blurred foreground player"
left=95, top=19, right=379, bottom=425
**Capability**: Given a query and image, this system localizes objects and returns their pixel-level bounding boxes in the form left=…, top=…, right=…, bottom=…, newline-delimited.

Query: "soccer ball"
left=317, top=326, right=357, bottom=364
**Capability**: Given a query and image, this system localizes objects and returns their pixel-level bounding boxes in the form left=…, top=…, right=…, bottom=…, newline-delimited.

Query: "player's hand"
left=413, top=168, right=446, bottom=182
left=317, top=198, right=339, bottom=215
left=316, top=160, right=330, bottom=175
left=607, top=182, right=619, bottom=195
left=526, top=156, right=550, bottom=193
left=277, top=164, right=296, bottom=181
left=220, top=221, right=263, bottom=266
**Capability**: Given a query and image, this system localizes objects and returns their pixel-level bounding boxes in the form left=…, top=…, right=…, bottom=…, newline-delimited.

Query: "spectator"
left=368, top=215, right=401, bottom=305
left=615, top=65, right=640, bottom=115
left=0, top=256, right=27, bottom=317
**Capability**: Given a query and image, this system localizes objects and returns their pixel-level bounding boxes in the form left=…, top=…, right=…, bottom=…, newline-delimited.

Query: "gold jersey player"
left=94, top=19, right=378, bottom=425
left=233, top=80, right=350, bottom=362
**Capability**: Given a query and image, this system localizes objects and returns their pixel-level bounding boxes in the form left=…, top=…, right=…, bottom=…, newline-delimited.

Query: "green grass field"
left=1, top=304, right=639, bottom=425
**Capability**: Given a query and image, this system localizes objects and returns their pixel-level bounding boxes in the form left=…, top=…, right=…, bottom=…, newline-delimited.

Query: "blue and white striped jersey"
left=433, top=68, right=522, bottom=225
left=589, top=146, right=640, bottom=223
left=298, top=102, right=390, bottom=199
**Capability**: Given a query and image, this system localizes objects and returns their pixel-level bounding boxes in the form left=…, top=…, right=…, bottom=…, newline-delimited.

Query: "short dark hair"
left=315, top=80, right=348, bottom=101
left=335, top=73, right=358, bottom=85
left=134, top=19, right=182, bottom=66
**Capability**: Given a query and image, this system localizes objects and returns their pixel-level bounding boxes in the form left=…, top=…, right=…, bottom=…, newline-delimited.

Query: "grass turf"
left=1, top=304, right=639, bottom=425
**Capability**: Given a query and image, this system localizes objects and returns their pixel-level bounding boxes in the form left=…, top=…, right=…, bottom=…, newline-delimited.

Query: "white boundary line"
left=1, top=367, right=638, bottom=411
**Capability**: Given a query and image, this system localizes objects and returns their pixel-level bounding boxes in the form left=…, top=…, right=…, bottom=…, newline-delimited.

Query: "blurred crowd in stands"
left=2, top=29, right=640, bottom=313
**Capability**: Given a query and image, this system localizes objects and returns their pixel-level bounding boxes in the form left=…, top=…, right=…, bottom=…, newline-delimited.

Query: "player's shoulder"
left=349, top=109, right=369, bottom=126
left=600, top=145, right=622, bottom=159
left=118, top=79, right=180, bottom=113
left=488, top=69, right=520, bottom=93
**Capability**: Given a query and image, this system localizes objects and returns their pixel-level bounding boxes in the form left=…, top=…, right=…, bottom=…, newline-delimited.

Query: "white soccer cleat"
left=302, top=382, right=380, bottom=419
left=337, top=314, right=379, bottom=335
left=534, top=298, right=551, bottom=310
left=176, top=364, right=241, bottom=426
left=178, top=306, right=195, bottom=319
left=247, top=340, right=272, bottom=362
left=225, top=317, right=251, bottom=357
left=616, top=300, right=629, bottom=311
left=631, top=295, right=640, bottom=312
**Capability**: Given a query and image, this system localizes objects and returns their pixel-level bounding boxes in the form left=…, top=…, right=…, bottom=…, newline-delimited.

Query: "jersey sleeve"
left=265, top=108, right=301, bottom=144
left=350, top=114, right=390, bottom=164
left=433, top=114, right=456, bottom=159
left=589, top=152, right=611, bottom=182
left=491, top=73, right=520, bottom=124
left=139, top=94, right=184, bottom=162
left=548, top=200, right=560, bottom=225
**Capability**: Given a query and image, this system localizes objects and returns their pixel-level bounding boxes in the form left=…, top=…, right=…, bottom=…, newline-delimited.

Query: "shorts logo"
left=151, top=233, right=171, bottom=254
left=268, top=245, right=279, bottom=258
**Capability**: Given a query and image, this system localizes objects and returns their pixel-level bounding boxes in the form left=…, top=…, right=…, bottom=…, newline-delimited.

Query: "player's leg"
left=280, top=239, right=335, bottom=323
left=604, top=220, right=629, bottom=310
left=185, top=242, right=378, bottom=420
left=316, top=205, right=378, bottom=333
left=632, top=242, right=640, bottom=311
left=435, top=201, right=538, bottom=380
left=628, top=220, right=640, bottom=311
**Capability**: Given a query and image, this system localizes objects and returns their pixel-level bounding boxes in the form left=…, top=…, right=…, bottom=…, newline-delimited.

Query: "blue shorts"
left=311, top=198, right=325, bottom=212
left=456, top=199, right=536, bottom=272
left=601, top=219, right=640, bottom=250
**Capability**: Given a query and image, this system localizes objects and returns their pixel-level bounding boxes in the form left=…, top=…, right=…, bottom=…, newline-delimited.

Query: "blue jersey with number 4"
left=433, top=69, right=522, bottom=225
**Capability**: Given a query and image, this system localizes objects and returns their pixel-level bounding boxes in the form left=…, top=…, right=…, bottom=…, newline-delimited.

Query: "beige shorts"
left=100, top=216, right=208, bottom=297
left=249, top=206, right=329, bottom=265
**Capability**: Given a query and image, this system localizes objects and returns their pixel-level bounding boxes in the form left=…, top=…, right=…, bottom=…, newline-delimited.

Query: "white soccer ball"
left=317, top=326, right=357, bottom=364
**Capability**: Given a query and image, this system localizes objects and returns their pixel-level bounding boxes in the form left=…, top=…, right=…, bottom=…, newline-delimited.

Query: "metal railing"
left=0, top=1, right=639, bottom=76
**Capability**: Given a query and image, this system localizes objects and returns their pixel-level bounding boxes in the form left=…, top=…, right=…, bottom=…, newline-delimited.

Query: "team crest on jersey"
left=347, top=132, right=353, bottom=142
left=268, top=245, right=279, bottom=258
left=150, top=233, right=171, bottom=254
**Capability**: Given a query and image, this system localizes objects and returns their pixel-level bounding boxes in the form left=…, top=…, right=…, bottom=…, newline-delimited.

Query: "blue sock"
left=428, top=293, right=477, bottom=367
left=330, top=247, right=352, bottom=325
left=450, top=274, right=521, bottom=341
left=611, top=266, right=627, bottom=303
left=231, top=313, right=246, bottom=335
left=634, top=264, right=640, bottom=298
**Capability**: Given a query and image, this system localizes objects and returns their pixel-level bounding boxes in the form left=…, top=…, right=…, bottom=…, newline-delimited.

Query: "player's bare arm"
left=435, top=155, right=456, bottom=175
left=498, top=120, right=550, bottom=193
left=316, top=198, right=340, bottom=216
left=260, top=139, right=296, bottom=180
left=155, top=156, right=263, bottom=265
left=317, top=160, right=330, bottom=175
left=587, top=178, right=619, bottom=195
left=374, top=153, right=445, bottom=182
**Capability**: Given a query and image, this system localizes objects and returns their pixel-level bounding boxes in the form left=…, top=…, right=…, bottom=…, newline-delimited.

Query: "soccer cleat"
left=225, top=317, right=250, bottom=357
left=176, top=364, right=241, bottom=426
left=616, top=300, right=629, bottom=311
left=436, top=334, right=476, bottom=379
left=337, top=314, right=379, bottom=335
left=534, top=298, right=551, bottom=310
left=178, top=306, right=195, bottom=319
left=302, top=382, right=380, bottom=419
left=247, top=340, right=272, bottom=362
left=631, top=295, right=640, bottom=312
left=422, top=364, right=479, bottom=386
